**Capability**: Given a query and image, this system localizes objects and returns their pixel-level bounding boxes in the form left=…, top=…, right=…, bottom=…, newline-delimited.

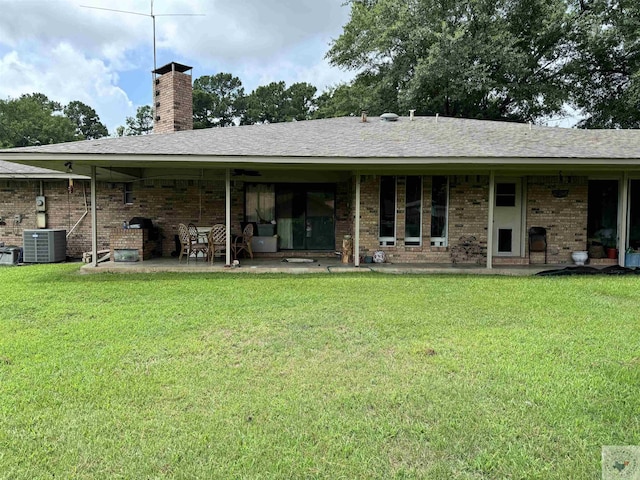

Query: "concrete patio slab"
left=79, top=256, right=554, bottom=275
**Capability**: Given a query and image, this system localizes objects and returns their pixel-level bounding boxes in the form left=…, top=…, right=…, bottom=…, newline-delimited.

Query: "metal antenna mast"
left=80, top=1, right=204, bottom=73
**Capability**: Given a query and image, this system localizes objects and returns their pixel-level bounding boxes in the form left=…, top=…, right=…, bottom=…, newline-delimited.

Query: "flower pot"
left=606, top=248, right=618, bottom=259
left=571, top=251, right=588, bottom=266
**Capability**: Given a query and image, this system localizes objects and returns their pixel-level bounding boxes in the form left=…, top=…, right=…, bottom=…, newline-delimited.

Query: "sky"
left=0, top=0, right=355, bottom=134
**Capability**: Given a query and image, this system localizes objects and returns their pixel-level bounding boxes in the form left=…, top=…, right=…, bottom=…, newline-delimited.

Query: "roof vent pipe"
left=409, top=109, right=415, bottom=121
left=361, top=111, right=368, bottom=123
left=436, top=113, right=439, bottom=124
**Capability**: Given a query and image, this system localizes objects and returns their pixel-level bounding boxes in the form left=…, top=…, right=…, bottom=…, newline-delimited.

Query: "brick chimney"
left=152, top=62, right=193, bottom=134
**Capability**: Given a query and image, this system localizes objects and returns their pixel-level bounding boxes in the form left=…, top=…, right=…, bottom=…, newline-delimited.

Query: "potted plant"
left=594, top=228, right=617, bottom=259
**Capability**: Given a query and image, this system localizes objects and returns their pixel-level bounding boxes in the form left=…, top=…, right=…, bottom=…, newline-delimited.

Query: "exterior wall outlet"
left=14, top=214, right=22, bottom=223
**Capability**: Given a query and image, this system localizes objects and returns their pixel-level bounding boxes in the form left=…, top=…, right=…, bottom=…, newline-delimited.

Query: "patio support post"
left=619, top=172, right=629, bottom=267
left=487, top=170, right=495, bottom=269
left=354, top=172, right=361, bottom=267
left=225, top=168, right=231, bottom=266
left=90, top=166, right=98, bottom=267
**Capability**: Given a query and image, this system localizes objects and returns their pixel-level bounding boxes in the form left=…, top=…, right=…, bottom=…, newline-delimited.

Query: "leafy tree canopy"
left=0, top=93, right=79, bottom=148
left=64, top=100, right=108, bottom=140
left=326, top=0, right=570, bottom=122
left=286, top=82, right=318, bottom=121
left=566, top=0, right=640, bottom=128
left=193, top=73, right=246, bottom=128
left=325, top=0, right=640, bottom=127
left=244, top=81, right=289, bottom=124
left=117, top=105, right=153, bottom=136
left=244, top=81, right=318, bottom=124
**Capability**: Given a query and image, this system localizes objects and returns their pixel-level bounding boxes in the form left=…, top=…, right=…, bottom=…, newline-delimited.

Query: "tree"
left=314, top=74, right=400, bottom=119
left=566, top=0, right=640, bottom=128
left=0, top=93, right=77, bottom=148
left=244, top=81, right=289, bottom=124
left=285, top=82, right=318, bottom=120
left=192, top=73, right=246, bottom=128
left=244, top=81, right=319, bottom=124
left=119, top=105, right=153, bottom=136
left=327, top=0, right=571, bottom=122
left=64, top=100, right=108, bottom=139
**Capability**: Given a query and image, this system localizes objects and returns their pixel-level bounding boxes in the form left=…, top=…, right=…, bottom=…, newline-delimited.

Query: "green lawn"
left=0, top=265, right=638, bottom=479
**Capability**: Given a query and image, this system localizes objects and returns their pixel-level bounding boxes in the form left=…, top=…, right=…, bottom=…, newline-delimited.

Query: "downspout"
left=354, top=172, right=361, bottom=267
left=90, top=167, right=98, bottom=267
left=487, top=171, right=495, bottom=269
left=225, top=168, right=231, bottom=266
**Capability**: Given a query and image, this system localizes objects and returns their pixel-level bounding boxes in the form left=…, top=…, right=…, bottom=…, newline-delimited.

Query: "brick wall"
left=0, top=174, right=592, bottom=264
left=109, top=229, right=153, bottom=262
left=153, top=70, right=193, bottom=134
left=448, top=175, right=489, bottom=264
left=354, top=174, right=589, bottom=265
left=527, top=175, right=588, bottom=264
left=358, top=175, right=380, bottom=258
left=0, top=179, right=91, bottom=256
left=0, top=178, right=243, bottom=258
left=357, top=175, right=488, bottom=263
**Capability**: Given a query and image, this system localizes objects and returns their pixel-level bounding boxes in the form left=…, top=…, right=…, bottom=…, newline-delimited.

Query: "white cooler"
left=0, top=247, right=20, bottom=265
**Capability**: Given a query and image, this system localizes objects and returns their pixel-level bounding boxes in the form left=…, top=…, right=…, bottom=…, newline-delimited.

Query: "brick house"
left=0, top=160, right=89, bottom=255
left=1, top=62, right=640, bottom=268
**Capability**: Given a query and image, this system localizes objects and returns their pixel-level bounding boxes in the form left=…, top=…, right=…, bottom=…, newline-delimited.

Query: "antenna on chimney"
left=80, top=1, right=204, bottom=79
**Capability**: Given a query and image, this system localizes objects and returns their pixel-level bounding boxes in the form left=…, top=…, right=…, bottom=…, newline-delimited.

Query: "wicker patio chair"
left=207, top=223, right=227, bottom=263
left=178, top=223, right=208, bottom=263
left=232, top=223, right=254, bottom=260
left=188, top=223, right=208, bottom=261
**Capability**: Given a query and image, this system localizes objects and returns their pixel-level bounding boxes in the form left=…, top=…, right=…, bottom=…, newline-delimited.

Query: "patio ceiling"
left=2, top=155, right=639, bottom=181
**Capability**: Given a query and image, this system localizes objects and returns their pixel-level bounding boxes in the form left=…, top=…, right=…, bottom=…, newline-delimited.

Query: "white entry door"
left=493, top=178, right=522, bottom=256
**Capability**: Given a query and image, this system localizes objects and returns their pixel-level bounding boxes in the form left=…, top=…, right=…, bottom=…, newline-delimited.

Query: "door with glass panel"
left=493, top=178, right=522, bottom=256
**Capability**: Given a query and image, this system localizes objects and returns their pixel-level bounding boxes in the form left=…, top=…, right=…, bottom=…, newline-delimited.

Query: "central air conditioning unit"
left=22, top=229, right=67, bottom=263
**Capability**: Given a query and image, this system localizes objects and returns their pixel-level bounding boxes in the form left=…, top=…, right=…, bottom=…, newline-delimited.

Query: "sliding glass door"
left=276, top=185, right=335, bottom=251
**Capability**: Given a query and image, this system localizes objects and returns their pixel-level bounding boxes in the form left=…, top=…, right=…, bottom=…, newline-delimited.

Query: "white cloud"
left=0, top=0, right=355, bottom=134
left=0, top=0, right=148, bottom=64
left=157, top=0, right=349, bottom=63
left=0, top=45, right=135, bottom=134
left=233, top=55, right=353, bottom=94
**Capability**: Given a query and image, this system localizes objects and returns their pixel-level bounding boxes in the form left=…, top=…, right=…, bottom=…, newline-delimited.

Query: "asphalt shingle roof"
left=4, top=116, right=640, bottom=159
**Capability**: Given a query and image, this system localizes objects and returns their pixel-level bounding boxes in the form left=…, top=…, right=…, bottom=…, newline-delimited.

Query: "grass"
left=0, top=264, right=639, bottom=479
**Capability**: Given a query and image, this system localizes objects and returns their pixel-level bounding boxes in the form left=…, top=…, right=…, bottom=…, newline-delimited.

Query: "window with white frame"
left=379, top=176, right=396, bottom=246
left=430, top=176, right=448, bottom=246
left=405, top=176, right=422, bottom=246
